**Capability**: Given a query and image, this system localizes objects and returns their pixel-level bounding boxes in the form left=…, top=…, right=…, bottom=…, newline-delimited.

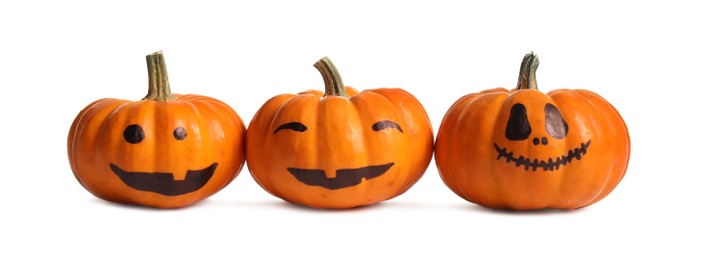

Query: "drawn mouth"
left=109, top=163, right=218, bottom=196
left=287, top=163, right=395, bottom=190
left=493, top=140, right=591, bottom=171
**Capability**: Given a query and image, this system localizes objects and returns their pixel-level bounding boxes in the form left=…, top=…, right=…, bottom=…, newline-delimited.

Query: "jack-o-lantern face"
left=493, top=101, right=591, bottom=171
left=68, top=51, right=246, bottom=208
left=275, top=120, right=402, bottom=190
left=246, top=57, right=434, bottom=209
left=435, top=52, right=630, bottom=210
left=108, top=123, right=219, bottom=196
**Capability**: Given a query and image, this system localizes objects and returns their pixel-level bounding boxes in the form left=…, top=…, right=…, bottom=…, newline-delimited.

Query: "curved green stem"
left=143, top=50, right=177, bottom=101
left=517, top=52, right=539, bottom=90
left=314, top=56, right=350, bottom=98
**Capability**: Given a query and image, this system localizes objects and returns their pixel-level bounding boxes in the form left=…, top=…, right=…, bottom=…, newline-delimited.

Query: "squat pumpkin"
left=67, top=51, right=246, bottom=208
left=435, top=52, right=630, bottom=210
left=246, top=57, right=434, bottom=209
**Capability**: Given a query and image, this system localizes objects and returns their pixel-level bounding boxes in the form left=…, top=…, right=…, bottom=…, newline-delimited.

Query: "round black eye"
left=124, top=124, right=145, bottom=144
left=174, top=127, right=187, bottom=141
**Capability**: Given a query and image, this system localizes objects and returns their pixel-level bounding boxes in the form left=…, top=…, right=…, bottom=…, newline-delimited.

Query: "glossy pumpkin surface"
left=435, top=53, right=630, bottom=210
left=246, top=57, right=434, bottom=209
left=67, top=51, right=246, bottom=208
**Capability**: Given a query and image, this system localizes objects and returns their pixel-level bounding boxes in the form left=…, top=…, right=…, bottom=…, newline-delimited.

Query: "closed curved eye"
left=274, top=122, right=308, bottom=134
left=372, top=120, right=403, bottom=133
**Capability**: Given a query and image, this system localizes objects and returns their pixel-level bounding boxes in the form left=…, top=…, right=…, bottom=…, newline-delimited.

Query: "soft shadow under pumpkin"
left=453, top=203, right=589, bottom=215
left=88, top=197, right=210, bottom=211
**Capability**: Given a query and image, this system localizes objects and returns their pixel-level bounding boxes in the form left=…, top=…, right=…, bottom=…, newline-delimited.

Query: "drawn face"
left=494, top=102, right=591, bottom=171
left=109, top=123, right=218, bottom=196
left=274, top=120, right=403, bottom=190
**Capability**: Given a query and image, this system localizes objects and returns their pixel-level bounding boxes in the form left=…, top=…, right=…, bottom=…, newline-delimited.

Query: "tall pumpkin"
left=67, top=51, right=246, bottom=209
left=246, top=57, right=434, bottom=209
left=435, top=52, right=630, bottom=210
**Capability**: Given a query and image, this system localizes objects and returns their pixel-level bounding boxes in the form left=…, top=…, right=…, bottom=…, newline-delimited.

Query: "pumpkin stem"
left=143, top=50, right=177, bottom=101
left=517, top=51, right=539, bottom=90
left=314, top=56, right=350, bottom=98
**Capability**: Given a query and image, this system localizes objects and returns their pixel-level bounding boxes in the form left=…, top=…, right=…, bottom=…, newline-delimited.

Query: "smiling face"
left=108, top=123, right=218, bottom=196
left=67, top=51, right=246, bottom=209
left=68, top=96, right=246, bottom=208
left=490, top=90, right=594, bottom=173
left=493, top=101, right=591, bottom=171
left=435, top=87, right=630, bottom=210
left=275, top=119, right=403, bottom=190
left=246, top=87, right=434, bottom=209
left=435, top=53, right=630, bottom=210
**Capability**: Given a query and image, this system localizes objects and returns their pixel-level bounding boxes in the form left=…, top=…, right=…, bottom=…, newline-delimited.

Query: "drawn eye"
left=123, top=124, right=145, bottom=144
left=274, top=122, right=308, bottom=134
left=173, top=126, right=187, bottom=141
left=505, top=103, right=531, bottom=141
left=372, top=120, right=403, bottom=133
left=545, top=103, right=568, bottom=139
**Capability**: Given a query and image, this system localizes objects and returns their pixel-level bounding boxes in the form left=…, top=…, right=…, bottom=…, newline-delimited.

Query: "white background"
left=2, top=0, right=700, bottom=259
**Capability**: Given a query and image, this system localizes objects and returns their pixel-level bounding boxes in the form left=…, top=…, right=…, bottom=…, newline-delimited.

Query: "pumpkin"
left=434, top=52, right=630, bottom=210
left=67, top=51, right=246, bottom=209
left=246, top=57, right=434, bottom=209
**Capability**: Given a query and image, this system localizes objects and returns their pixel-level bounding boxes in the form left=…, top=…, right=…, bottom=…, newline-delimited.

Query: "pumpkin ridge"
left=69, top=99, right=126, bottom=188
left=554, top=89, right=630, bottom=207
left=354, top=89, right=422, bottom=192
left=447, top=92, right=506, bottom=203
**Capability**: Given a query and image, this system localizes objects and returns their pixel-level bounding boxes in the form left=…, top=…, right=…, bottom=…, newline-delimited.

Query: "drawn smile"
left=287, top=163, right=395, bottom=190
left=493, top=140, right=591, bottom=171
left=109, top=163, right=218, bottom=196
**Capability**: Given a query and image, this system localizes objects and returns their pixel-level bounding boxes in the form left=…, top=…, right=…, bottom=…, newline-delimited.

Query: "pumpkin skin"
left=246, top=57, right=434, bottom=209
left=67, top=51, right=246, bottom=209
left=435, top=53, right=630, bottom=210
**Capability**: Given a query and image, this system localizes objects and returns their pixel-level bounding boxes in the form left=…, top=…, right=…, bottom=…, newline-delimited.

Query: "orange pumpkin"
left=246, top=57, right=434, bottom=209
left=435, top=52, right=630, bottom=210
left=67, top=51, right=246, bottom=209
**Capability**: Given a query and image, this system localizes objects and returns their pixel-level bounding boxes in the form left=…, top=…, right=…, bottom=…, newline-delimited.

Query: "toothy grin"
left=493, top=140, right=591, bottom=171
left=287, top=163, right=394, bottom=190
left=109, top=163, right=218, bottom=196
